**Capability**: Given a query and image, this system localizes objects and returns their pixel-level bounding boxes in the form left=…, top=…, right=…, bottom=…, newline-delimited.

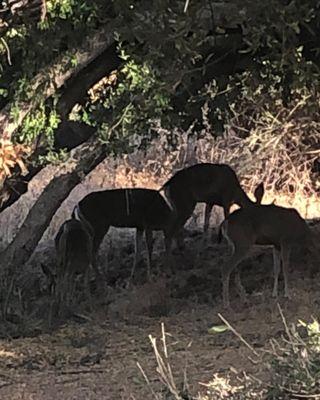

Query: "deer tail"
left=72, top=204, right=95, bottom=237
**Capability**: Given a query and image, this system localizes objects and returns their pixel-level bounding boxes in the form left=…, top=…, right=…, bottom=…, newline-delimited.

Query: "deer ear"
left=254, top=182, right=264, bottom=204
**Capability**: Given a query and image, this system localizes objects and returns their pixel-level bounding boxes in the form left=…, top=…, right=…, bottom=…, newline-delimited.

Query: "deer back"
left=226, top=204, right=312, bottom=247
left=76, top=188, right=174, bottom=232
left=164, top=163, right=253, bottom=210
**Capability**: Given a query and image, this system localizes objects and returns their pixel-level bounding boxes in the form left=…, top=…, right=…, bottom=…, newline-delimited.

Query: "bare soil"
left=0, top=217, right=319, bottom=400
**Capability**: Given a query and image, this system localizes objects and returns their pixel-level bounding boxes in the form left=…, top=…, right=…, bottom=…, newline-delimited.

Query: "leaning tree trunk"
left=0, top=136, right=107, bottom=284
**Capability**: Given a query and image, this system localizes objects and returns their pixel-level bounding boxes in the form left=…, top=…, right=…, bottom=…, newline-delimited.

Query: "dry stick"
left=0, top=37, right=11, bottom=65
left=218, top=313, right=260, bottom=358
left=161, top=322, right=168, bottom=358
left=183, top=0, right=190, bottom=12
left=287, top=393, right=320, bottom=399
left=277, top=303, right=292, bottom=338
left=136, top=361, right=161, bottom=400
left=163, top=323, right=190, bottom=396
left=277, top=304, right=314, bottom=382
left=149, top=334, right=181, bottom=399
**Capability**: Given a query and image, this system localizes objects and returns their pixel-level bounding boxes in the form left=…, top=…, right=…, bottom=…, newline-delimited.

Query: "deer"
left=54, top=218, right=94, bottom=308
left=161, top=163, right=264, bottom=236
left=72, top=188, right=176, bottom=280
left=219, top=184, right=319, bottom=307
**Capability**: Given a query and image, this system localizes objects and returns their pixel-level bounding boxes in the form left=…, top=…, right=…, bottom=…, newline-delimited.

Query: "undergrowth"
left=0, top=87, right=319, bottom=245
left=141, top=308, right=320, bottom=399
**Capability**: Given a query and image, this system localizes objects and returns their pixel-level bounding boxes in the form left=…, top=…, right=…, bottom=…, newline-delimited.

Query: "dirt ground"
left=0, top=213, right=319, bottom=400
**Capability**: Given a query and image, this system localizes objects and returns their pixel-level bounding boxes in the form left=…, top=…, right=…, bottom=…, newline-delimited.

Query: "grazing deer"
left=54, top=218, right=94, bottom=307
left=219, top=186, right=318, bottom=307
left=162, top=163, right=264, bottom=234
left=73, top=188, right=175, bottom=279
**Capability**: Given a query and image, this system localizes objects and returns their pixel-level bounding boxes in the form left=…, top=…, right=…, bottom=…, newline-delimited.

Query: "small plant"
left=137, top=323, right=192, bottom=400
left=266, top=309, right=320, bottom=399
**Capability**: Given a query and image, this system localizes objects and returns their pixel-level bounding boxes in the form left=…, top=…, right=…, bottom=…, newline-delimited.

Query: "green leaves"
left=46, top=0, right=77, bottom=19
left=1, top=0, right=320, bottom=165
left=208, top=325, right=229, bottom=335
left=78, top=49, right=171, bottom=153
left=18, top=103, right=60, bottom=149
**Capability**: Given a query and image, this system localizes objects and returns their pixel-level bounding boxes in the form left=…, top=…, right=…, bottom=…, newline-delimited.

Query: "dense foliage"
left=0, top=0, right=319, bottom=161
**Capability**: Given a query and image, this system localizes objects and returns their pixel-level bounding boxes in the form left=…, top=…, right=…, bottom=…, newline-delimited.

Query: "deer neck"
left=235, top=188, right=254, bottom=208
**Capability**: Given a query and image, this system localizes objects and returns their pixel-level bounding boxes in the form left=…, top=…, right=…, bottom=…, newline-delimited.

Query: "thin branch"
left=184, top=0, right=190, bottom=13
left=0, top=37, right=11, bottom=65
left=218, top=313, right=260, bottom=358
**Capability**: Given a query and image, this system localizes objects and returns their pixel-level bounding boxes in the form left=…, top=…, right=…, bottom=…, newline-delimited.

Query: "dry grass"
left=134, top=307, right=320, bottom=399
left=0, top=117, right=318, bottom=247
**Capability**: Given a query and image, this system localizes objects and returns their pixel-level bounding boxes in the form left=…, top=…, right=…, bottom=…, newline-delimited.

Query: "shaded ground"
left=0, top=219, right=319, bottom=399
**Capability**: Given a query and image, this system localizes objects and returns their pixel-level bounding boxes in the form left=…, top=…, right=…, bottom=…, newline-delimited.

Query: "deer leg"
left=174, top=229, right=185, bottom=251
left=84, top=268, right=92, bottom=310
left=92, top=228, right=108, bottom=282
left=222, top=205, right=230, bottom=220
left=66, top=271, right=73, bottom=308
left=55, top=270, right=64, bottom=311
left=234, top=268, right=248, bottom=303
left=222, top=245, right=250, bottom=308
left=281, top=244, right=291, bottom=298
left=164, top=232, right=173, bottom=273
left=71, top=271, right=78, bottom=307
left=145, top=229, right=154, bottom=280
left=204, top=202, right=214, bottom=234
left=131, top=228, right=144, bottom=279
left=272, top=247, right=281, bottom=298
left=202, top=202, right=214, bottom=247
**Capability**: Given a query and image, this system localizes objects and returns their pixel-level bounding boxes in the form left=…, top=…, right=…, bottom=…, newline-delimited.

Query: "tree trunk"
left=0, top=122, right=97, bottom=214
left=56, top=42, right=121, bottom=119
left=0, top=137, right=107, bottom=279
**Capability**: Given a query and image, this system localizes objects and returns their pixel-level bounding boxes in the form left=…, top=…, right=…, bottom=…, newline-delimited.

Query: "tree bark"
left=56, top=42, right=121, bottom=119
left=0, top=136, right=107, bottom=277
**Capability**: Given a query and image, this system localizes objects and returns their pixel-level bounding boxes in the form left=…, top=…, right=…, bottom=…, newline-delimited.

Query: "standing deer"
left=162, top=163, right=264, bottom=235
left=55, top=218, right=94, bottom=307
left=73, top=188, right=176, bottom=279
left=219, top=186, right=319, bottom=307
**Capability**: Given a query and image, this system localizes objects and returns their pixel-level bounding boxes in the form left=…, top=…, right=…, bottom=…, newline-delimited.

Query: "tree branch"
left=0, top=25, right=115, bottom=139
